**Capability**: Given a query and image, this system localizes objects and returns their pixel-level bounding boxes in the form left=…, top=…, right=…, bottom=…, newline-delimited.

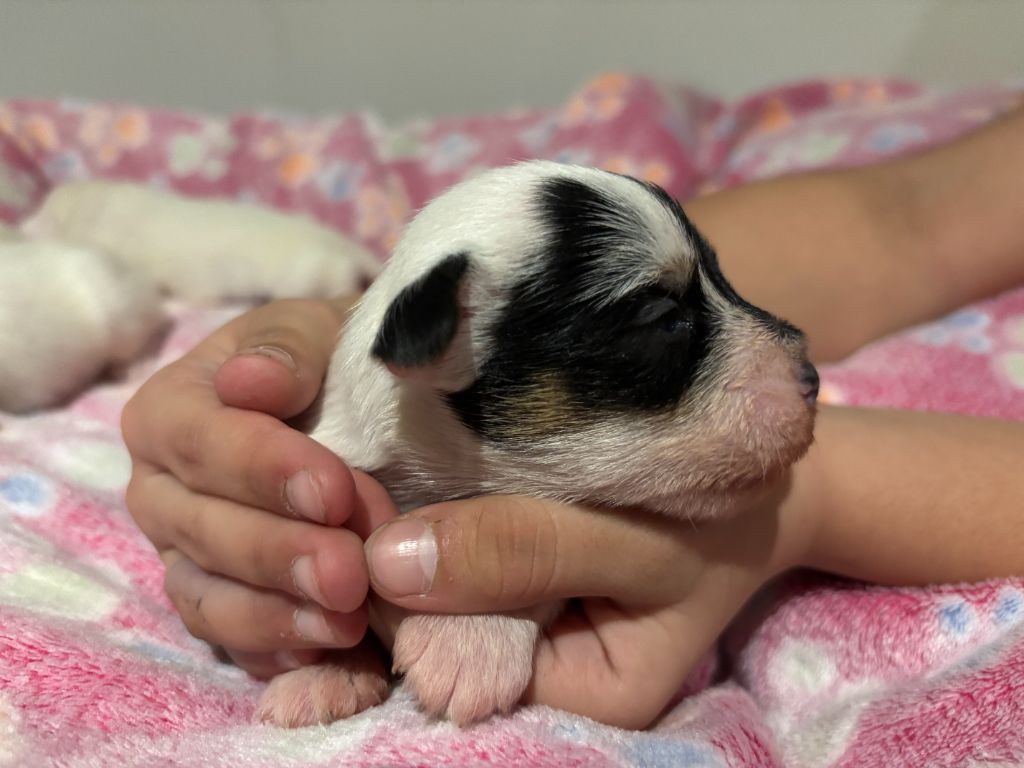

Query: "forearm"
left=800, top=406, right=1024, bottom=586
left=686, top=107, right=1024, bottom=363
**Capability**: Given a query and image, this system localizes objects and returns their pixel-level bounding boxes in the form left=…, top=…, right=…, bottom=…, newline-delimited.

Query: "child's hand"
left=122, top=297, right=400, bottom=679
left=363, top=475, right=819, bottom=729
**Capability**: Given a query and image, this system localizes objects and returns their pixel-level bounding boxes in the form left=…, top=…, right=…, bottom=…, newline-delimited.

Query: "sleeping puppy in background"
left=0, top=237, right=166, bottom=413
left=0, top=184, right=379, bottom=413
left=22, top=181, right=381, bottom=302
left=258, top=161, right=819, bottom=727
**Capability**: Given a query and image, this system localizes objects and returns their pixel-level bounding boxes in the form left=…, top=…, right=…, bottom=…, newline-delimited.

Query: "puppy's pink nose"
left=798, top=361, right=819, bottom=406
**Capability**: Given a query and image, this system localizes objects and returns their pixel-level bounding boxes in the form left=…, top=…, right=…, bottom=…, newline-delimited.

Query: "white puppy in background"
left=21, top=181, right=381, bottom=302
left=0, top=237, right=165, bottom=412
left=0, top=182, right=380, bottom=412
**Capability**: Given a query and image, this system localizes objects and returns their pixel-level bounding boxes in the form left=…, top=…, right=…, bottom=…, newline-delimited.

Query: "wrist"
left=767, top=418, right=830, bottom=576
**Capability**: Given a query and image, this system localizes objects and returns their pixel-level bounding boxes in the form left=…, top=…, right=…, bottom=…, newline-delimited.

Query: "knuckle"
left=169, top=502, right=206, bottom=562
left=120, top=366, right=173, bottom=451
left=245, top=428, right=288, bottom=509
left=248, top=533, right=280, bottom=589
left=466, top=498, right=557, bottom=606
left=123, top=474, right=144, bottom=521
left=164, top=571, right=212, bottom=643
left=169, top=416, right=209, bottom=483
left=299, top=298, right=346, bottom=333
left=243, top=590, right=283, bottom=644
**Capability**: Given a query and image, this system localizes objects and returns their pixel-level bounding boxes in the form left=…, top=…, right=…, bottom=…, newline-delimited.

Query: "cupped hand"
left=364, top=469, right=820, bottom=729
left=122, top=297, right=400, bottom=678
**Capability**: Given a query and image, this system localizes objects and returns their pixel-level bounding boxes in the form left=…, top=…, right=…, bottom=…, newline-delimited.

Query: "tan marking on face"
left=496, top=372, right=582, bottom=442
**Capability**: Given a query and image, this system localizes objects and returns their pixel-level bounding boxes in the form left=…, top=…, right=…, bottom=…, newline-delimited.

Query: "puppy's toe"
left=392, top=614, right=539, bottom=725
left=255, top=648, right=389, bottom=728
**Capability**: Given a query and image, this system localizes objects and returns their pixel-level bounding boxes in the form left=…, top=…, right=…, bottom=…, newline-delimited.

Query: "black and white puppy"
left=258, top=161, right=818, bottom=727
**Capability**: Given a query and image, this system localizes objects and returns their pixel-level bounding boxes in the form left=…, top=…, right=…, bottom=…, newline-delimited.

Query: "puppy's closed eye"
left=630, top=294, right=693, bottom=335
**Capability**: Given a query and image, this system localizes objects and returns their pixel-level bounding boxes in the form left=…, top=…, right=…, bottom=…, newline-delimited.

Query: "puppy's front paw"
left=255, top=643, right=389, bottom=728
left=392, top=613, right=540, bottom=725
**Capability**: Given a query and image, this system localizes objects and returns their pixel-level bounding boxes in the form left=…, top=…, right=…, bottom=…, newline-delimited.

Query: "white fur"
left=0, top=239, right=165, bottom=413
left=22, top=181, right=381, bottom=302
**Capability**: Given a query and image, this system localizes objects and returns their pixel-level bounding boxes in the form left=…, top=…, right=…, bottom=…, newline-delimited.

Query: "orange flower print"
left=0, top=110, right=60, bottom=156
left=831, top=80, right=889, bottom=107
left=253, top=123, right=331, bottom=189
left=560, top=73, right=631, bottom=128
left=355, top=178, right=411, bottom=253
left=23, top=115, right=59, bottom=152
left=862, top=82, right=889, bottom=106
left=278, top=152, right=315, bottom=187
left=78, top=107, right=150, bottom=168
left=831, top=81, right=856, bottom=103
left=755, top=98, right=792, bottom=134
left=599, top=156, right=672, bottom=187
left=816, top=381, right=846, bottom=405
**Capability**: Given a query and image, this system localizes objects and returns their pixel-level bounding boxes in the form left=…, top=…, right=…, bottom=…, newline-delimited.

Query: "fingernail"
left=293, top=605, right=335, bottom=644
left=236, top=345, right=297, bottom=371
left=291, top=555, right=326, bottom=606
left=274, top=650, right=303, bottom=670
left=285, top=471, right=325, bottom=523
left=365, top=518, right=437, bottom=597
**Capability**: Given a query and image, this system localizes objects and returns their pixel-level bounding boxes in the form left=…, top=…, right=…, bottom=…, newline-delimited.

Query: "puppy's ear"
left=372, top=253, right=473, bottom=389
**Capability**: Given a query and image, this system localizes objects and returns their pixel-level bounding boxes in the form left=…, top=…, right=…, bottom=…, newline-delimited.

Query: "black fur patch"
left=372, top=253, right=469, bottom=368
left=447, top=177, right=713, bottom=443
left=640, top=179, right=802, bottom=341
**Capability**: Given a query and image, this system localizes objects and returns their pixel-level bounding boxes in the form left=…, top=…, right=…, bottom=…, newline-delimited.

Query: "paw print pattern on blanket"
left=1, top=76, right=1023, bottom=767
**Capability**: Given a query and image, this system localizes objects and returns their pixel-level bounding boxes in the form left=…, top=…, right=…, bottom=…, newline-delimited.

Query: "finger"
left=223, top=648, right=326, bottom=680
left=528, top=551, right=761, bottom=730
left=345, top=470, right=402, bottom=541
left=214, top=297, right=355, bottom=419
left=525, top=599, right=715, bottom=729
left=125, top=374, right=357, bottom=526
left=364, top=496, right=711, bottom=613
left=132, top=468, right=369, bottom=613
left=163, top=551, right=367, bottom=652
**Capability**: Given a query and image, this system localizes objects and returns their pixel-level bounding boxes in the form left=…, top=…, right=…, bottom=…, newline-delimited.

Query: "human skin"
left=122, top=107, right=1024, bottom=722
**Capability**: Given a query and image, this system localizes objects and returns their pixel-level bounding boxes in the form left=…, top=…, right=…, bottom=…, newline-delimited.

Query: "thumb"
left=364, top=495, right=704, bottom=613
left=213, top=296, right=356, bottom=418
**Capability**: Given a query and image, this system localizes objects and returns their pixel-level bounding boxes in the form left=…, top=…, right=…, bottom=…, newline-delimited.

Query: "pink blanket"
left=1, top=75, right=1023, bottom=767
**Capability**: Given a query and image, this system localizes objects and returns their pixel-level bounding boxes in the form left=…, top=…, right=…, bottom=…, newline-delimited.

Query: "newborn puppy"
left=258, top=161, right=818, bottom=727
left=0, top=239, right=165, bottom=412
left=22, top=181, right=381, bottom=302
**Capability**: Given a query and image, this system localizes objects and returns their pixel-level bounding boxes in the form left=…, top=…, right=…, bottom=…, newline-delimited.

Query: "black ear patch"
left=371, top=253, right=469, bottom=368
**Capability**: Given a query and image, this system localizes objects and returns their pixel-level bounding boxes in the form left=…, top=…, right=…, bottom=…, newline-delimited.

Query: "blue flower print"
left=913, top=309, right=993, bottom=353
left=866, top=122, right=929, bottom=154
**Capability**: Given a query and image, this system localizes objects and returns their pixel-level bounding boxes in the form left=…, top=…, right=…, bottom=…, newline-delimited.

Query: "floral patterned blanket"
left=1, top=75, right=1023, bottom=767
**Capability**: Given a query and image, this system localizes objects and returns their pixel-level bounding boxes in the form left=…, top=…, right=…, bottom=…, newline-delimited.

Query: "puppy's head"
left=366, top=162, right=816, bottom=518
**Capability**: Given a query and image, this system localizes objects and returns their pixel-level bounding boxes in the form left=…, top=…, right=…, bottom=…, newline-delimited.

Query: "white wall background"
left=1, top=0, right=1021, bottom=120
